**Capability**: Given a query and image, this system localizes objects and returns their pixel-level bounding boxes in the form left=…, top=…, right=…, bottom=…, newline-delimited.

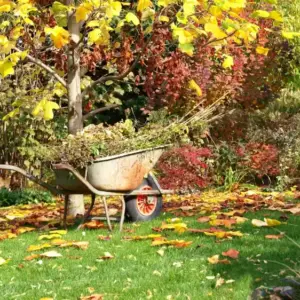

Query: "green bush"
left=0, top=188, right=54, bottom=207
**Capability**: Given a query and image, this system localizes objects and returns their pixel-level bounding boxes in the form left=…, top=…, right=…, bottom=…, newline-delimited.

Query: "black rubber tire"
left=125, top=179, right=163, bottom=222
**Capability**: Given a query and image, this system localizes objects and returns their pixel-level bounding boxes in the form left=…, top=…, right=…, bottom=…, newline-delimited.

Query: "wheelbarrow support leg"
left=63, top=195, right=69, bottom=229
left=78, top=194, right=96, bottom=229
left=101, top=196, right=112, bottom=231
left=120, top=196, right=126, bottom=232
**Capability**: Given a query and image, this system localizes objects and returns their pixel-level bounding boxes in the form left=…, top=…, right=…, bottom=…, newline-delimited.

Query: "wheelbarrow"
left=0, top=145, right=172, bottom=231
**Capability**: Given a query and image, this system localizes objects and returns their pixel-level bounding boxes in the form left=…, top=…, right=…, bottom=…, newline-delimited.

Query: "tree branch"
left=81, top=50, right=143, bottom=99
left=202, top=30, right=238, bottom=48
left=14, top=47, right=67, bottom=88
left=82, top=104, right=120, bottom=121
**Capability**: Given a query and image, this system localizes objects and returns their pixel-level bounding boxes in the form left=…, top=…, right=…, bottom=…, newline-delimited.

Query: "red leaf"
left=222, top=249, right=240, bottom=259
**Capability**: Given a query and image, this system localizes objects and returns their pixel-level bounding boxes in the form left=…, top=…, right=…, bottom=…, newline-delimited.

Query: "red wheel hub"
left=136, top=186, right=157, bottom=216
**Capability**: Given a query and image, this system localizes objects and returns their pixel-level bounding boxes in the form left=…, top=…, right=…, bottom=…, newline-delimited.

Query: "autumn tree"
left=0, top=0, right=296, bottom=215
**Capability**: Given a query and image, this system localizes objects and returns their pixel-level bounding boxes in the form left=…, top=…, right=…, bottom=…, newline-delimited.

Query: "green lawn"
left=0, top=204, right=300, bottom=300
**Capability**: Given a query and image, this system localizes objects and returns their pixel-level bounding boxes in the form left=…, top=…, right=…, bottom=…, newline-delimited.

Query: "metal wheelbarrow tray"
left=0, top=145, right=173, bottom=231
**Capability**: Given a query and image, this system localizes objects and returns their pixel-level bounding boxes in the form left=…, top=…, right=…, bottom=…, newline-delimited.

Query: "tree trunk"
left=66, top=5, right=84, bottom=217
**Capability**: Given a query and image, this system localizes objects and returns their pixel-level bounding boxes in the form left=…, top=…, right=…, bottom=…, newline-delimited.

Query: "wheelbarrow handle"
left=0, top=164, right=62, bottom=195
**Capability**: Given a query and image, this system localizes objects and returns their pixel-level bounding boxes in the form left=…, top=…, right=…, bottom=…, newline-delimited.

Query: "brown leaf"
left=82, top=220, right=106, bottom=229
left=98, top=235, right=112, bottom=241
left=222, top=249, right=240, bottom=259
left=209, top=219, right=237, bottom=228
left=197, top=216, right=210, bottom=223
left=265, top=234, right=284, bottom=240
left=80, top=294, right=103, bottom=300
left=98, top=252, right=114, bottom=260
left=24, top=254, right=40, bottom=261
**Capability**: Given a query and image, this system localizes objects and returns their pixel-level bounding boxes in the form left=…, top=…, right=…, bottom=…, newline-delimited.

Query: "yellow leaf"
left=0, top=0, right=13, bottom=13
left=222, top=55, right=234, bottom=69
left=45, top=26, right=70, bottom=49
left=40, top=250, right=62, bottom=258
left=106, top=1, right=122, bottom=18
left=204, top=23, right=227, bottom=39
left=160, top=222, right=187, bottom=233
left=256, top=46, right=269, bottom=56
left=189, top=79, right=202, bottom=96
left=52, top=1, right=68, bottom=26
left=137, top=0, right=152, bottom=12
left=38, top=234, right=62, bottom=241
left=2, top=108, right=19, bottom=121
left=207, top=255, right=219, bottom=264
left=264, top=218, right=282, bottom=227
left=17, top=227, right=35, bottom=234
left=158, top=15, right=169, bottom=22
left=49, top=230, right=67, bottom=235
left=0, top=257, right=10, bottom=266
left=209, top=5, right=222, bottom=18
left=269, top=10, right=283, bottom=22
left=27, top=243, right=52, bottom=252
left=43, top=101, right=59, bottom=120
left=253, top=10, right=270, bottom=18
left=76, top=5, right=91, bottom=23
left=125, top=12, right=140, bottom=25
left=172, top=26, right=194, bottom=44
left=0, top=60, right=14, bottom=78
left=157, top=0, right=176, bottom=7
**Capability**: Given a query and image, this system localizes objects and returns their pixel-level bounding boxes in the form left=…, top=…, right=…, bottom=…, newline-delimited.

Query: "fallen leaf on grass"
left=222, top=249, right=240, bottom=259
left=0, top=232, right=17, bottom=241
left=252, top=218, right=282, bottom=227
left=83, top=220, right=106, bottom=229
left=24, top=254, right=40, bottom=261
left=209, top=219, right=236, bottom=228
left=160, top=222, right=187, bottom=233
left=265, top=234, right=284, bottom=240
left=285, top=207, right=300, bottom=215
left=0, top=257, right=9, bottom=265
left=123, top=234, right=162, bottom=241
left=40, top=251, right=62, bottom=258
left=98, top=235, right=111, bottom=241
left=153, top=270, right=162, bottom=276
left=157, top=249, right=164, bottom=256
left=173, top=261, right=183, bottom=268
left=98, top=252, right=114, bottom=260
left=265, top=218, right=282, bottom=227
left=49, top=230, right=67, bottom=235
left=166, top=218, right=182, bottom=223
left=27, top=243, right=52, bottom=252
left=40, top=298, right=54, bottom=300
left=59, top=241, right=89, bottom=250
left=216, top=277, right=225, bottom=288
left=204, top=231, right=243, bottom=239
left=197, top=216, right=210, bottom=223
left=151, top=238, right=192, bottom=248
left=232, top=216, right=248, bottom=224
left=16, top=227, right=35, bottom=234
left=80, top=294, right=103, bottom=300
left=207, top=255, right=230, bottom=265
left=252, top=219, right=267, bottom=227
left=38, top=234, right=62, bottom=241
left=207, top=255, right=219, bottom=264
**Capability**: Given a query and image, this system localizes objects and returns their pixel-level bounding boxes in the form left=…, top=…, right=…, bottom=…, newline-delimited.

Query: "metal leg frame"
left=63, top=195, right=69, bottom=229
left=100, top=196, right=112, bottom=231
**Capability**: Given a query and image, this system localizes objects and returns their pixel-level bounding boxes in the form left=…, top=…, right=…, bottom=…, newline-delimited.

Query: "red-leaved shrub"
left=156, top=146, right=212, bottom=191
left=244, top=143, right=280, bottom=178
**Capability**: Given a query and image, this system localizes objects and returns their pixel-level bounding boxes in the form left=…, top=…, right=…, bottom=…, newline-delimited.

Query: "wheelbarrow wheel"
left=125, top=178, right=162, bottom=222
